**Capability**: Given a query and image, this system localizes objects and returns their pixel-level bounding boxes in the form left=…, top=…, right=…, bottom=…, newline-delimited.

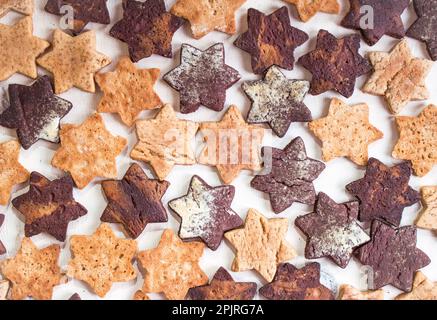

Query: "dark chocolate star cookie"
left=101, top=163, right=169, bottom=239
left=12, top=172, right=87, bottom=242
left=0, top=214, right=5, bottom=255
left=164, top=43, right=241, bottom=114
left=234, top=7, right=308, bottom=74
left=168, top=176, right=243, bottom=250
left=0, top=76, right=73, bottom=150
left=407, top=0, right=437, bottom=61
left=295, top=193, right=370, bottom=268
left=110, top=0, right=184, bottom=62
left=251, top=137, right=325, bottom=214
left=69, top=293, right=81, bottom=300
left=188, top=267, right=257, bottom=300
left=298, top=29, right=371, bottom=98
left=346, top=158, right=420, bottom=226
left=355, top=219, right=430, bottom=292
left=341, top=0, right=409, bottom=46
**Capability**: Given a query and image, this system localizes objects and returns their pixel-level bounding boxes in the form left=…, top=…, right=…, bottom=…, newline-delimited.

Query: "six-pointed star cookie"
left=168, top=175, right=243, bottom=250
left=0, top=17, right=49, bottom=81
left=396, top=271, right=437, bottom=300
left=110, top=0, right=184, bottom=62
left=309, top=98, right=383, bottom=166
left=137, top=229, right=208, bottom=300
left=338, top=285, right=384, bottom=300
left=234, top=7, right=308, bottom=74
left=259, top=262, right=335, bottom=300
left=284, top=0, right=340, bottom=22
left=416, top=186, right=437, bottom=232
left=131, top=104, right=198, bottom=180
left=0, top=238, right=61, bottom=300
left=341, top=0, right=409, bottom=46
left=0, top=76, right=73, bottom=149
left=101, top=163, right=169, bottom=239
left=224, top=209, right=296, bottom=282
left=346, top=158, right=420, bottom=226
left=242, top=66, right=312, bottom=137
left=67, top=224, right=137, bottom=297
left=355, top=220, right=430, bottom=292
left=12, top=172, right=87, bottom=242
left=251, top=137, right=325, bottom=213
left=171, top=0, right=246, bottom=39
left=363, top=39, right=433, bottom=114
left=164, top=43, right=240, bottom=114
left=44, top=0, right=110, bottom=34
left=52, top=113, right=127, bottom=189
left=188, top=267, right=257, bottom=300
left=393, top=105, right=437, bottom=176
left=0, top=140, right=29, bottom=205
left=37, top=30, right=111, bottom=94
left=407, top=0, right=437, bottom=61
left=198, top=105, right=264, bottom=184
left=295, top=193, right=370, bottom=268
left=95, top=57, right=162, bottom=127
left=0, top=214, right=5, bottom=255
left=0, top=0, right=33, bottom=17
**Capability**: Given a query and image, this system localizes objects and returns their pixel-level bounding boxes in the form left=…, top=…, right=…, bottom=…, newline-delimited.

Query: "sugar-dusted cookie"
left=338, top=285, right=384, bottom=300
left=284, top=0, right=340, bottom=22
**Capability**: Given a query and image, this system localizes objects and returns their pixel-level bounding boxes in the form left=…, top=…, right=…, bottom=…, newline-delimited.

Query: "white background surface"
left=0, top=0, right=436, bottom=300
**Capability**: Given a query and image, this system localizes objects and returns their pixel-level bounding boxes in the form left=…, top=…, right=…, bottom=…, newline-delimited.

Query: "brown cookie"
left=0, top=0, right=33, bottom=17
left=396, top=272, right=437, bottom=300
left=0, top=214, right=5, bottom=255
left=0, top=280, right=9, bottom=300
left=338, top=285, right=384, bottom=300
left=284, top=0, right=340, bottom=22
left=416, top=186, right=437, bottom=232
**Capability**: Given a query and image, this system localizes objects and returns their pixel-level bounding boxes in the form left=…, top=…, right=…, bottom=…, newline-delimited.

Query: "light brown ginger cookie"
left=0, top=0, right=33, bottom=17
left=224, top=209, right=296, bottom=282
left=37, top=29, right=111, bottom=94
left=0, top=17, right=49, bottom=81
left=416, top=186, right=437, bottom=231
left=284, top=0, right=340, bottom=22
left=137, top=229, right=208, bottom=300
left=0, top=238, right=61, bottom=300
left=171, top=0, right=246, bottom=39
left=133, top=290, right=150, bottom=300
left=338, top=285, right=384, bottom=300
left=363, top=39, right=433, bottom=114
left=67, top=224, right=137, bottom=298
left=309, top=98, right=383, bottom=166
left=198, top=105, right=264, bottom=184
left=95, top=57, right=162, bottom=127
left=393, top=105, right=437, bottom=177
left=0, top=280, right=9, bottom=300
left=396, top=272, right=437, bottom=300
left=131, top=104, right=198, bottom=180
left=0, top=140, right=29, bottom=205
left=52, top=113, right=127, bottom=189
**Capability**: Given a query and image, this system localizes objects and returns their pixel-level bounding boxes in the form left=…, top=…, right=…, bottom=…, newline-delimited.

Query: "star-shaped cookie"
left=110, top=0, right=184, bottom=62
left=0, top=17, right=49, bottom=81
left=0, top=214, right=5, bottom=255
left=12, top=172, right=87, bottom=242
left=355, top=220, right=430, bottom=292
left=188, top=267, right=257, bottom=300
left=341, top=0, right=409, bottom=46
left=0, top=0, right=33, bottom=17
left=101, top=163, right=169, bottom=239
left=0, top=76, right=73, bottom=149
left=308, top=98, right=383, bottom=166
left=0, top=280, right=9, bottom=300
left=44, top=0, right=110, bottom=34
left=242, top=66, right=312, bottom=137
left=0, top=238, right=61, bottom=300
left=295, top=193, right=370, bottom=268
left=131, top=104, right=198, bottom=180
left=416, top=186, right=437, bottom=232
left=0, top=140, right=29, bottom=205
left=198, top=105, right=264, bottom=184
left=168, top=175, right=243, bottom=250
left=299, top=30, right=371, bottom=98
left=363, top=39, right=433, bottom=114
left=224, top=209, right=296, bottom=282
left=338, top=285, right=384, bottom=300
left=137, top=229, right=208, bottom=300
left=259, top=263, right=335, bottom=300
left=396, top=272, right=437, bottom=300
left=52, top=113, right=127, bottom=189
left=164, top=43, right=240, bottom=114
left=234, top=7, right=308, bottom=74
left=407, top=0, right=437, bottom=61
left=393, top=105, right=437, bottom=176
left=251, top=137, right=325, bottom=214
left=171, top=0, right=246, bottom=39
left=37, top=30, right=111, bottom=94
left=284, top=0, right=340, bottom=22
left=67, top=224, right=137, bottom=297
left=346, top=158, right=420, bottom=226
left=95, top=57, right=162, bottom=127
